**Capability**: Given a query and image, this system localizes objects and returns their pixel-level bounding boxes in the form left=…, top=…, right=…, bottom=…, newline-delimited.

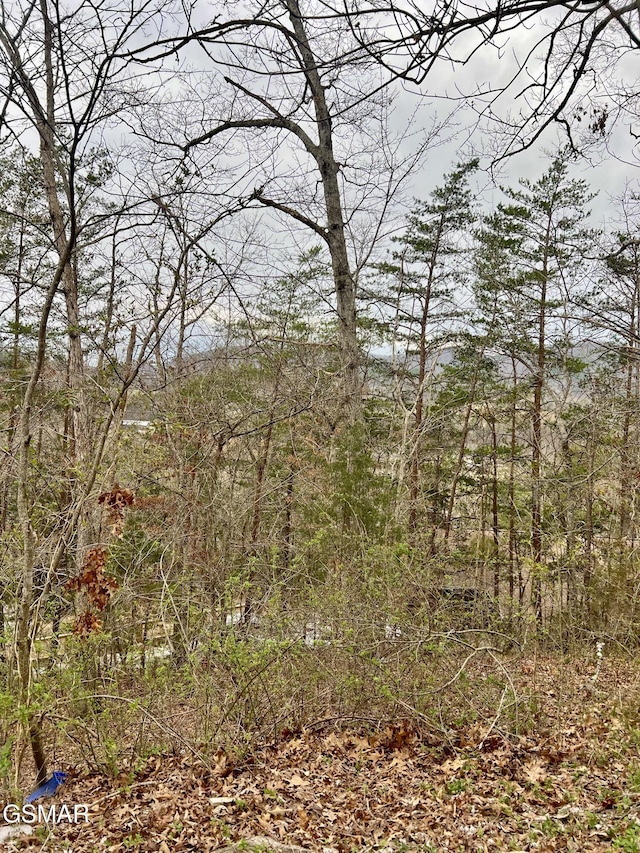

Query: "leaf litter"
left=5, top=654, right=640, bottom=852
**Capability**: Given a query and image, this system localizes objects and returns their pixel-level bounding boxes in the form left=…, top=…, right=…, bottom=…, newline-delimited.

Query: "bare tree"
left=0, top=0, right=244, bottom=781
left=331, top=0, right=639, bottom=158
left=127, top=0, right=436, bottom=417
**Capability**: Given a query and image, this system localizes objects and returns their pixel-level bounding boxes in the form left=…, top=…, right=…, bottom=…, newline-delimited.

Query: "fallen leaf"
left=441, top=758, right=466, bottom=773
left=523, top=760, right=547, bottom=783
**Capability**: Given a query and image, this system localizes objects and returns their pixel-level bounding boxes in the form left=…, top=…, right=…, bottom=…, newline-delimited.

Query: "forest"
left=0, top=0, right=639, bottom=850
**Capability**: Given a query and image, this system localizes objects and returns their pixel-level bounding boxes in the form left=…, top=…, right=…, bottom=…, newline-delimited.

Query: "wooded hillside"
left=0, top=1, right=639, bottom=847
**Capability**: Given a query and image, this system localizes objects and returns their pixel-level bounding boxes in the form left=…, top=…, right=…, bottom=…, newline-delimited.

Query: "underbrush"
left=4, top=610, right=639, bottom=799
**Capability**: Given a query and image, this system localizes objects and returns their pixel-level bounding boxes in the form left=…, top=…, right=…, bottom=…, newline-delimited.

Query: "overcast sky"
left=382, top=26, right=639, bottom=229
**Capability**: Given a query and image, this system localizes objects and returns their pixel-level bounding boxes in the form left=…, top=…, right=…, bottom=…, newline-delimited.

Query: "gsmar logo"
left=1, top=768, right=89, bottom=832
left=3, top=803, right=89, bottom=824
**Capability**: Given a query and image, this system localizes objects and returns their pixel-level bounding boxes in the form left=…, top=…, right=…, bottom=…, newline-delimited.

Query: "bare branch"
left=252, top=187, right=329, bottom=241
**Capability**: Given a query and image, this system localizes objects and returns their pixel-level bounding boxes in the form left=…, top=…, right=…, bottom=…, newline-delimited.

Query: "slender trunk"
left=508, top=357, right=518, bottom=608
left=478, top=452, right=487, bottom=588
left=562, top=434, right=576, bottom=614
left=282, top=462, right=295, bottom=572
left=583, top=426, right=595, bottom=615
left=39, top=0, right=83, bottom=411
left=0, top=209, right=24, bottom=636
left=251, top=422, right=274, bottom=548
left=250, top=354, right=284, bottom=548
left=633, top=269, right=640, bottom=550
left=531, top=218, right=551, bottom=625
left=428, top=455, right=442, bottom=557
left=409, top=229, right=446, bottom=546
left=97, top=217, right=121, bottom=374
left=15, top=0, right=85, bottom=775
left=13, top=213, right=24, bottom=370
left=15, top=250, right=73, bottom=783
left=176, top=249, right=188, bottom=376
left=408, top=313, right=430, bottom=538
left=285, top=0, right=359, bottom=414
left=39, top=0, right=92, bottom=572
left=442, top=358, right=482, bottom=545
left=151, top=230, right=168, bottom=383
left=490, top=414, right=500, bottom=599
left=618, top=300, right=636, bottom=566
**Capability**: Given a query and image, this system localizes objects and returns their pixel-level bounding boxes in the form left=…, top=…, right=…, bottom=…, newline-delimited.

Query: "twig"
left=88, top=694, right=213, bottom=771
left=478, top=649, right=519, bottom=748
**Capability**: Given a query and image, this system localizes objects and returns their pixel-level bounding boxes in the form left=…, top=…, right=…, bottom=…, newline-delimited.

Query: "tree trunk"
left=490, top=413, right=500, bottom=599
left=282, top=462, right=295, bottom=572
left=39, top=0, right=93, bottom=571
left=531, top=217, right=551, bottom=626
left=508, top=357, right=519, bottom=609
left=15, top=253, right=73, bottom=784
left=284, top=0, right=359, bottom=415
left=442, top=359, right=482, bottom=546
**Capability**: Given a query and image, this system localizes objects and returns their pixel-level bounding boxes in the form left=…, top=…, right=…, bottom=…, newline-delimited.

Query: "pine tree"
left=374, top=160, right=479, bottom=547
left=474, top=155, right=596, bottom=624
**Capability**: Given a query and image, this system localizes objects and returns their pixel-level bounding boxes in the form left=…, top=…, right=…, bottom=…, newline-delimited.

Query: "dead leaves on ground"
left=8, top=656, right=640, bottom=852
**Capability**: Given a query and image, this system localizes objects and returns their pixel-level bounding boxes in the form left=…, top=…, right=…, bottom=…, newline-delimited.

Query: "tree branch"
left=252, top=188, right=328, bottom=241
left=223, top=75, right=319, bottom=157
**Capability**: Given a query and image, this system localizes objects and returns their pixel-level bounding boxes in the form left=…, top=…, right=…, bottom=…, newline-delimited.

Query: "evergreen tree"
left=474, top=155, right=596, bottom=624
left=373, top=160, right=479, bottom=547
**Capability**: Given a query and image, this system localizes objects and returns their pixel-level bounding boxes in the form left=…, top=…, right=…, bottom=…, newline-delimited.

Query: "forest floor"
left=5, top=653, right=640, bottom=853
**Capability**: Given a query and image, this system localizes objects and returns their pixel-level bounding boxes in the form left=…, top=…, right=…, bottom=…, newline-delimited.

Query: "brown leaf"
left=523, top=760, right=547, bottom=783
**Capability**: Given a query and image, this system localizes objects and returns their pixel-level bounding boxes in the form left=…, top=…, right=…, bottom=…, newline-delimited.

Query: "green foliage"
left=4, top=141, right=640, bottom=802
left=122, top=833, right=144, bottom=849
left=372, top=159, right=479, bottom=351
left=612, top=823, right=640, bottom=852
